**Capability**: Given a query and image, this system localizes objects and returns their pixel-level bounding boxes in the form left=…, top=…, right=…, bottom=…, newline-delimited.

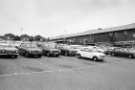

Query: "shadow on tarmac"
left=78, top=57, right=105, bottom=63
left=0, top=56, right=17, bottom=59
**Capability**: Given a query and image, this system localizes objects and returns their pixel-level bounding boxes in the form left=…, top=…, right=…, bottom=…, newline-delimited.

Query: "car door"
left=86, top=49, right=95, bottom=59
left=79, top=48, right=88, bottom=57
left=81, top=49, right=93, bottom=58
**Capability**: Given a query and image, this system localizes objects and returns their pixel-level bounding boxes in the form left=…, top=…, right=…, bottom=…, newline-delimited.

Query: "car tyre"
left=111, top=53, right=114, bottom=56
left=56, top=54, right=60, bottom=57
left=92, top=56, right=98, bottom=61
left=47, top=53, right=50, bottom=57
left=22, top=52, right=25, bottom=56
left=77, top=54, right=81, bottom=58
left=25, top=52, right=29, bottom=57
left=128, top=54, right=133, bottom=58
left=37, top=54, right=42, bottom=58
left=65, top=52, right=68, bottom=56
left=11, top=55, right=18, bottom=58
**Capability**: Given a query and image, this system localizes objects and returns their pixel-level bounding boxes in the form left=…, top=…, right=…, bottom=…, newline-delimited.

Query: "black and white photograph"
left=0, top=0, right=135, bottom=90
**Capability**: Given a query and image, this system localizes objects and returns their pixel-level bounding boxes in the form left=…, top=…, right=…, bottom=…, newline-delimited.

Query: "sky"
left=0, top=0, right=135, bottom=37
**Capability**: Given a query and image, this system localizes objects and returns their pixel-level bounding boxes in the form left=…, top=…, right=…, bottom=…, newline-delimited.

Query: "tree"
left=14, top=35, right=20, bottom=41
left=34, top=35, right=46, bottom=41
left=4, top=33, right=16, bottom=40
left=0, top=35, right=6, bottom=40
left=20, top=34, right=30, bottom=41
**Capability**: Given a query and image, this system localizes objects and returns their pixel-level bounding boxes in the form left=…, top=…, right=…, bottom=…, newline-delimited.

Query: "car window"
left=21, top=44, right=37, bottom=48
left=80, top=48, right=92, bottom=52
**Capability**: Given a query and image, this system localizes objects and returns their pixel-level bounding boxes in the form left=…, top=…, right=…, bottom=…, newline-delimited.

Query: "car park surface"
left=0, top=55, right=135, bottom=90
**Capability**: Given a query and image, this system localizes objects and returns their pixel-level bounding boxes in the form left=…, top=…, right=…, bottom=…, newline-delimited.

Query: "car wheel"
left=56, top=54, right=60, bottom=57
left=111, top=53, right=114, bottom=56
left=65, top=52, right=68, bottom=56
left=11, top=55, right=18, bottom=58
left=25, top=52, right=29, bottom=57
left=128, top=54, right=133, bottom=58
left=47, top=53, right=50, bottom=57
left=92, top=56, right=98, bottom=61
left=77, top=54, right=81, bottom=58
left=22, top=52, right=25, bottom=56
left=19, top=52, right=22, bottom=55
left=37, top=54, right=42, bottom=58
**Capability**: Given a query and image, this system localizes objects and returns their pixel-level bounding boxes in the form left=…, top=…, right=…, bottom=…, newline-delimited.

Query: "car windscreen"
left=81, top=48, right=102, bottom=53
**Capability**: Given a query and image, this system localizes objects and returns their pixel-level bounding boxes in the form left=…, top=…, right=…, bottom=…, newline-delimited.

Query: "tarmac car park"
left=1, top=41, right=135, bottom=90
left=18, top=43, right=42, bottom=58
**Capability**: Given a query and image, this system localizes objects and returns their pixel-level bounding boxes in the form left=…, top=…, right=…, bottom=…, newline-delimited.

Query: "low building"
left=51, top=23, right=135, bottom=46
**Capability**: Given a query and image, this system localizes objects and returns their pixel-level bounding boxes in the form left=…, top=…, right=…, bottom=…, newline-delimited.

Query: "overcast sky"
left=0, top=0, right=135, bottom=37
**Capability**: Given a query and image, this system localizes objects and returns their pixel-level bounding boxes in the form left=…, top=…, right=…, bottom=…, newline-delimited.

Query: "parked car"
left=104, top=47, right=118, bottom=55
left=76, top=47, right=106, bottom=61
left=56, top=44, right=66, bottom=49
left=60, top=45, right=77, bottom=56
left=0, top=44, right=18, bottom=58
left=40, top=44, right=61, bottom=57
left=5, top=41, right=22, bottom=48
left=69, top=45, right=83, bottom=50
left=111, top=47, right=135, bottom=58
left=18, top=43, right=42, bottom=58
left=87, top=46, right=105, bottom=53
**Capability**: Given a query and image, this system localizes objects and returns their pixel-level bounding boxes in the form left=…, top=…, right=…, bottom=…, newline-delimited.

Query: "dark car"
left=104, top=47, right=117, bottom=55
left=40, top=44, right=61, bottom=57
left=0, top=44, right=18, bottom=58
left=60, top=45, right=77, bottom=56
left=111, top=47, right=135, bottom=58
left=18, top=43, right=42, bottom=58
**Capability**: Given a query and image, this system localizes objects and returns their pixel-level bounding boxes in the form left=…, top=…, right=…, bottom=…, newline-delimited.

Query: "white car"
left=87, top=46, right=105, bottom=53
left=76, top=47, right=106, bottom=61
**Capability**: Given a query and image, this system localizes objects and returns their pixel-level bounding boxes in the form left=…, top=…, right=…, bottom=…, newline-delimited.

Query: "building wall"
left=53, top=29, right=135, bottom=45
left=112, top=29, right=135, bottom=42
left=65, top=29, right=135, bottom=44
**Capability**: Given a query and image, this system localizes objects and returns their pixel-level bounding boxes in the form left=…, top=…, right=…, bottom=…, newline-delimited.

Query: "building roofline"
left=51, top=23, right=135, bottom=40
